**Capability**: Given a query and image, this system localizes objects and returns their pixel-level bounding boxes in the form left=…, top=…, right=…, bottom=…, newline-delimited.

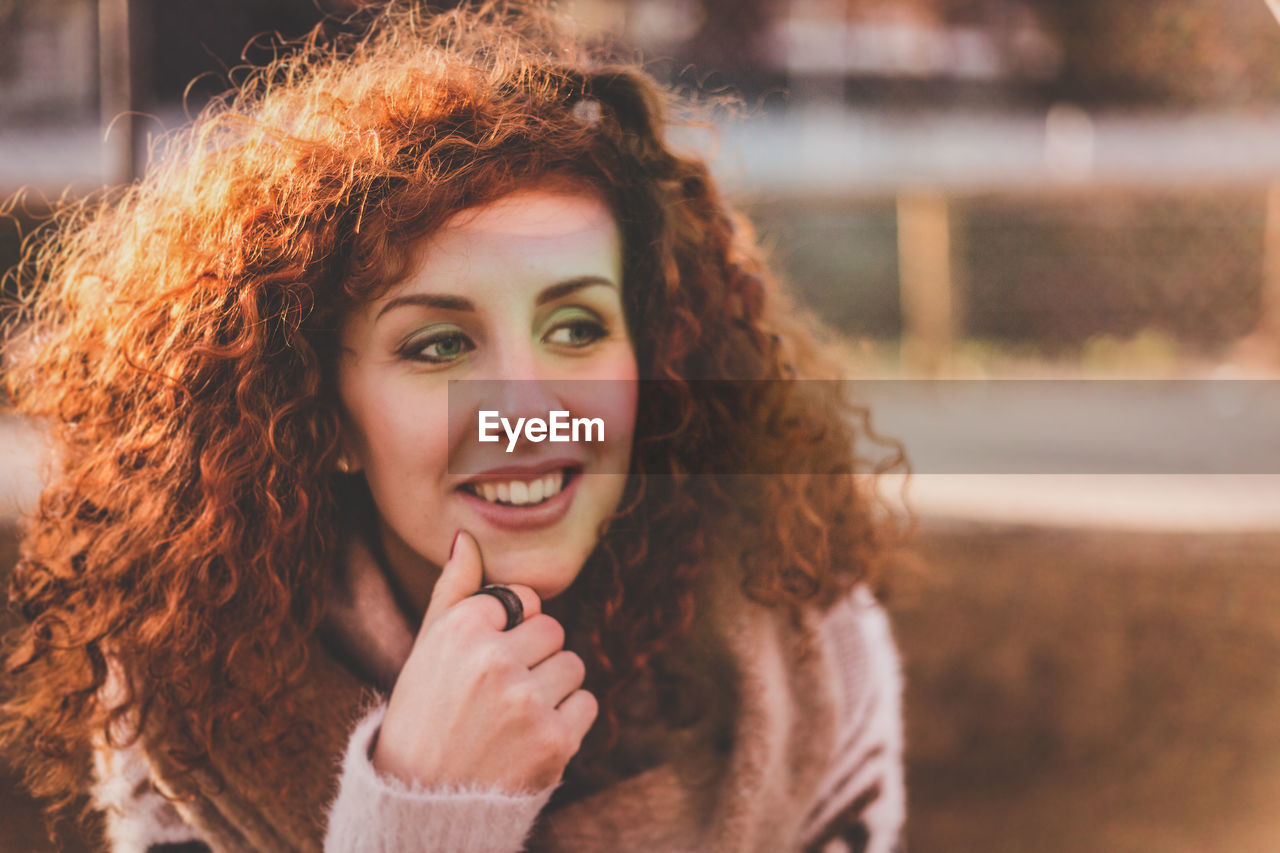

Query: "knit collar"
left=318, top=531, right=416, bottom=693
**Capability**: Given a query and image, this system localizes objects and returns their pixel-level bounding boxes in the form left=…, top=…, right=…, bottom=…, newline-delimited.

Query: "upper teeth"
left=472, top=471, right=565, bottom=506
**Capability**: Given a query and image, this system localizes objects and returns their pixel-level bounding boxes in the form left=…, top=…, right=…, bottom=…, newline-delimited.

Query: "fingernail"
left=449, top=531, right=462, bottom=560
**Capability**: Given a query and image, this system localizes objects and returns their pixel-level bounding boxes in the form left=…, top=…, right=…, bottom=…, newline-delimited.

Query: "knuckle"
left=577, top=690, right=600, bottom=723
left=444, top=601, right=488, bottom=635
left=563, top=650, right=585, bottom=679
left=547, top=727, right=573, bottom=758
left=508, top=584, right=542, bottom=615
left=556, top=725, right=579, bottom=758
left=507, top=682, right=541, bottom=715
left=474, top=643, right=516, bottom=678
left=533, top=614, right=565, bottom=647
left=533, top=717, right=565, bottom=755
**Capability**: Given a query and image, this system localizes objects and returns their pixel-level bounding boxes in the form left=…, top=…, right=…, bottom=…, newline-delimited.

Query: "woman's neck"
left=372, top=517, right=441, bottom=623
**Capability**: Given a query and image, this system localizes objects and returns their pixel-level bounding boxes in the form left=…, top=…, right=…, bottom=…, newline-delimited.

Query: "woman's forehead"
left=376, top=189, right=623, bottom=306
left=406, top=189, right=623, bottom=278
left=439, top=186, right=615, bottom=238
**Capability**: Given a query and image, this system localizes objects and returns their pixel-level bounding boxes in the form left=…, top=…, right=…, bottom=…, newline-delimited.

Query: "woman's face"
left=337, top=188, right=638, bottom=609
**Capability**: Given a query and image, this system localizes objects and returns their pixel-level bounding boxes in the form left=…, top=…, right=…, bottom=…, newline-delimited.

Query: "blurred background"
left=2, top=1, right=1280, bottom=850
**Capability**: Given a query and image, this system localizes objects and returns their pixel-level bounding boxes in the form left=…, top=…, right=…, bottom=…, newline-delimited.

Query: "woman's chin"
left=479, top=553, right=583, bottom=601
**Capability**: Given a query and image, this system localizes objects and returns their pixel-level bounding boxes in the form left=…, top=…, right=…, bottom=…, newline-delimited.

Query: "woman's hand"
left=371, top=530, right=598, bottom=793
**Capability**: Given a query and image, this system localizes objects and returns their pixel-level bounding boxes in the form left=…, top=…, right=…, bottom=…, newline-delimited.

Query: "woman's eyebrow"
left=376, top=293, right=475, bottom=319
left=536, top=276, right=617, bottom=305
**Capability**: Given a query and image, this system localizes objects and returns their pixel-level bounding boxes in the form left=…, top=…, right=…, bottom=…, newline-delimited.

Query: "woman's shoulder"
left=688, top=568, right=906, bottom=850
left=801, top=586, right=907, bottom=852
left=701, top=555, right=901, bottom=700
left=811, top=587, right=904, bottom=773
left=817, top=587, right=903, bottom=714
left=695, top=559, right=904, bottom=762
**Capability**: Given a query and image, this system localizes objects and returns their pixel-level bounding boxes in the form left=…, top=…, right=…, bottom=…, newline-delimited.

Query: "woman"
left=1, top=2, right=906, bottom=851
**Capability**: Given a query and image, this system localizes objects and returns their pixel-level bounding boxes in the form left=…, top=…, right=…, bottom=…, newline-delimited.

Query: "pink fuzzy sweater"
left=92, top=538, right=905, bottom=853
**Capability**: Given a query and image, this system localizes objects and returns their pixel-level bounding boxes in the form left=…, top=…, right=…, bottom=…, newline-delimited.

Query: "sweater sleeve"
left=799, top=588, right=907, bottom=853
left=323, top=703, right=556, bottom=853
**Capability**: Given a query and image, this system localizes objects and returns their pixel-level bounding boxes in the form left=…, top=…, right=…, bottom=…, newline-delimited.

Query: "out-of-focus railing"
left=706, top=107, right=1280, bottom=375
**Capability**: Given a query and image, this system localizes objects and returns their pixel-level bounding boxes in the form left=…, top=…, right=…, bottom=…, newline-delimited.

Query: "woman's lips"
left=455, top=466, right=582, bottom=531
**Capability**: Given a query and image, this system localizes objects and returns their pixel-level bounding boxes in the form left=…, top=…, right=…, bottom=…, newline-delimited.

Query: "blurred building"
left=2, top=0, right=1280, bottom=367
left=565, top=0, right=1061, bottom=105
left=568, top=0, right=1280, bottom=110
left=0, top=0, right=97, bottom=121
left=5, top=0, right=1279, bottom=121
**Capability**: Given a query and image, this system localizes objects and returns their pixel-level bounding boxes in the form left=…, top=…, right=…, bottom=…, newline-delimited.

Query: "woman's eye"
left=545, top=314, right=607, bottom=348
left=402, top=330, right=475, bottom=364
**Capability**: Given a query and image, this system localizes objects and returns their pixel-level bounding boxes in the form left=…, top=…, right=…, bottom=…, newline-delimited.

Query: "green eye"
left=544, top=308, right=607, bottom=348
left=401, top=326, right=474, bottom=364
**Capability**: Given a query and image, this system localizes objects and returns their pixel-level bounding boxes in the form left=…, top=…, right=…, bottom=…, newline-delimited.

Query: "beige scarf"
left=130, top=536, right=849, bottom=852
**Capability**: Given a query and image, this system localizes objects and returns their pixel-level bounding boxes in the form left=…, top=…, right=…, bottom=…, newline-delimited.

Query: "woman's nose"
left=480, top=340, right=568, bottom=427
left=456, top=377, right=566, bottom=459
left=486, top=336, right=544, bottom=383
left=488, top=376, right=565, bottom=426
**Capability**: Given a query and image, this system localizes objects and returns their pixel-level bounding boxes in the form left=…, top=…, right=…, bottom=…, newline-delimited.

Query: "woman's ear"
left=335, top=430, right=365, bottom=475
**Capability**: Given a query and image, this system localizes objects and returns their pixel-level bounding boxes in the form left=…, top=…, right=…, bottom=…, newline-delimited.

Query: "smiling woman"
left=338, top=188, right=638, bottom=606
left=0, top=2, right=906, bottom=852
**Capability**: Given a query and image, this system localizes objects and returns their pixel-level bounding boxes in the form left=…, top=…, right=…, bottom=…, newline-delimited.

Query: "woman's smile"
left=336, top=187, right=638, bottom=610
left=460, top=467, right=571, bottom=507
left=455, top=462, right=585, bottom=531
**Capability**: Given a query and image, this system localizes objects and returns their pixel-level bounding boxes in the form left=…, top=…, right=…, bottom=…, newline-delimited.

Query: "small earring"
left=336, top=456, right=351, bottom=474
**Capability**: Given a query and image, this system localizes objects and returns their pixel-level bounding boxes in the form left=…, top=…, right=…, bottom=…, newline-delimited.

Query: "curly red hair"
left=1, top=0, right=904, bottom=817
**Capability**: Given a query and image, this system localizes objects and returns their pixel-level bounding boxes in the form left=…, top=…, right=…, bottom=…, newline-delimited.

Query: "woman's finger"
left=460, top=582, right=542, bottom=632
left=421, top=530, right=542, bottom=635
left=503, top=613, right=566, bottom=668
left=528, top=649, right=586, bottom=705
left=556, top=688, right=599, bottom=747
left=421, top=530, right=484, bottom=632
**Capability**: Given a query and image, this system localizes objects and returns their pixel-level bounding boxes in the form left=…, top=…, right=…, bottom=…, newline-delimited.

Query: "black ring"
left=471, top=584, right=524, bottom=631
